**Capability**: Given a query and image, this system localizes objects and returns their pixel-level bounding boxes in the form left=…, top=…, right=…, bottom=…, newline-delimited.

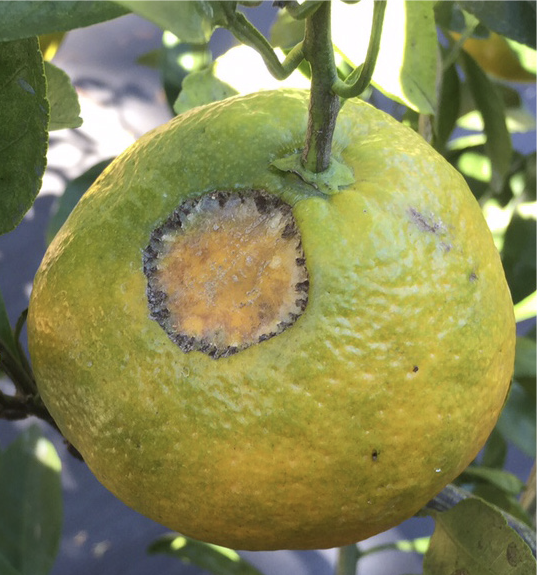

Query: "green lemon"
left=27, top=89, right=515, bottom=550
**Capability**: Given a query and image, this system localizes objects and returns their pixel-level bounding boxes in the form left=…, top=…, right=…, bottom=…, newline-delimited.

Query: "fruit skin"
left=28, top=89, right=515, bottom=550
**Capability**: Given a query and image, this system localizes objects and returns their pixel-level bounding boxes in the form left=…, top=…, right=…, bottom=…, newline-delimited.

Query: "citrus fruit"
left=27, top=89, right=515, bottom=550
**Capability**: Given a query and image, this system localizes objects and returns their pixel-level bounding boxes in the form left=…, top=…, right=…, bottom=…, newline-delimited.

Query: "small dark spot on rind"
left=469, top=271, right=478, bottom=282
left=408, top=207, right=443, bottom=234
left=506, top=541, right=522, bottom=567
left=371, top=449, right=379, bottom=462
left=412, top=365, right=419, bottom=373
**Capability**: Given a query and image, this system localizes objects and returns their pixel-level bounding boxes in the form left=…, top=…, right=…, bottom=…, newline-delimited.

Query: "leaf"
left=44, top=62, right=82, bottom=131
left=270, top=8, right=305, bottom=49
left=46, top=158, right=113, bottom=244
left=456, top=1, right=536, bottom=49
left=507, top=38, right=537, bottom=75
left=114, top=1, right=228, bottom=44
left=0, top=37, right=49, bottom=235
left=459, top=466, right=525, bottom=497
left=480, top=427, right=508, bottom=469
left=0, top=1, right=129, bottom=41
left=496, top=381, right=536, bottom=458
left=38, top=32, right=66, bottom=62
left=461, top=50, right=512, bottom=193
left=173, top=45, right=310, bottom=115
left=502, top=213, right=536, bottom=305
left=174, top=67, right=238, bottom=116
left=434, top=50, right=461, bottom=154
left=160, top=31, right=212, bottom=111
left=0, top=555, right=22, bottom=575
left=424, top=498, right=536, bottom=574
left=332, top=0, right=437, bottom=114
left=0, top=289, right=18, bottom=361
left=148, top=534, right=263, bottom=575
left=514, top=336, right=536, bottom=380
left=471, top=483, right=535, bottom=529
left=514, top=292, right=537, bottom=323
left=0, top=426, right=63, bottom=575
left=521, top=152, right=536, bottom=202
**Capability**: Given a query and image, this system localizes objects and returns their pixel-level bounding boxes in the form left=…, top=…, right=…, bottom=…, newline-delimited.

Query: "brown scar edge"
left=142, top=190, right=309, bottom=359
left=408, top=207, right=446, bottom=235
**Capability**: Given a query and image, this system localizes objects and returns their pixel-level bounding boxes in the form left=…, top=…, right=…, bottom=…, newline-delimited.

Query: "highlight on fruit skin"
left=27, top=89, right=516, bottom=551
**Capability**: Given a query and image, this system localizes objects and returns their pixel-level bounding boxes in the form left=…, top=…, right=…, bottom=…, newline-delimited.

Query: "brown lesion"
left=143, top=190, right=309, bottom=359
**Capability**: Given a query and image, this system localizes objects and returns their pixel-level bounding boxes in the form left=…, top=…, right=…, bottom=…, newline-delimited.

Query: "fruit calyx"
left=271, top=152, right=355, bottom=195
left=142, top=190, right=309, bottom=359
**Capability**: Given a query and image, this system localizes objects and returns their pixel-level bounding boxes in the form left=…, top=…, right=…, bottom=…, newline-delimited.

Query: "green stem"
left=283, top=0, right=324, bottom=20
left=336, top=544, right=362, bottom=575
left=0, top=340, right=37, bottom=397
left=301, top=0, right=340, bottom=173
left=332, top=0, right=386, bottom=99
left=222, top=5, right=304, bottom=80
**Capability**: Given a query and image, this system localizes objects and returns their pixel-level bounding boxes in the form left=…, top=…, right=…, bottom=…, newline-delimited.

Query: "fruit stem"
left=332, top=0, right=387, bottom=99
left=301, top=0, right=340, bottom=173
left=335, top=543, right=363, bottom=575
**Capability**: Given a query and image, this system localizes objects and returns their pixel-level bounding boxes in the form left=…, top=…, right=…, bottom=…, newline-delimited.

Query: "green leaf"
left=148, top=534, right=264, bottom=575
left=44, top=62, right=82, bottom=131
left=521, top=151, right=536, bottom=202
left=160, top=32, right=212, bottom=111
left=434, top=51, right=461, bottom=154
left=0, top=426, right=62, bottom=575
left=0, top=37, right=49, bottom=235
left=507, top=38, right=537, bottom=75
left=47, top=158, right=114, bottom=244
left=480, top=427, right=507, bottom=469
left=0, top=1, right=129, bottom=41
left=270, top=8, right=305, bottom=49
left=514, top=292, right=537, bottom=323
left=502, top=213, right=536, bottom=305
left=514, top=336, right=536, bottom=380
left=462, top=50, right=513, bottom=193
left=472, top=483, right=535, bottom=529
left=114, top=1, right=228, bottom=43
left=332, top=0, right=437, bottom=114
left=0, top=289, right=18, bottom=361
left=460, top=466, right=525, bottom=497
left=173, top=44, right=309, bottom=114
left=496, top=381, right=536, bottom=458
left=424, top=498, right=536, bottom=574
left=456, top=1, right=536, bottom=49
left=0, top=555, right=22, bottom=575
left=174, top=67, right=238, bottom=115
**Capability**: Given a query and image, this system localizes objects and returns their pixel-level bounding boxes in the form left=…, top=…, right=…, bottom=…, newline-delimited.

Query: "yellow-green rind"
left=27, top=89, right=515, bottom=550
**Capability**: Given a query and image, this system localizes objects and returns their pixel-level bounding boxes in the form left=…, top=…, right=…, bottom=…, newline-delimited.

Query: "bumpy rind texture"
left=28, top=89, right=515, bottom=550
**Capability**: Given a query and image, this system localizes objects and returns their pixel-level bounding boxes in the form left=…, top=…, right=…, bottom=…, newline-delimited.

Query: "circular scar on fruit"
left=143, top=190, right=309, bottom=359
